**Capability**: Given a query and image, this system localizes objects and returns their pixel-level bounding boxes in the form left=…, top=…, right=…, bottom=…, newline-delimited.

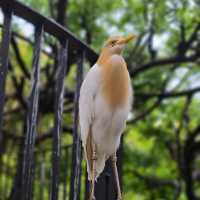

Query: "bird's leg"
left=89, top=144, right=97, bottom=200
left=111, top=153, right=122, bottom=200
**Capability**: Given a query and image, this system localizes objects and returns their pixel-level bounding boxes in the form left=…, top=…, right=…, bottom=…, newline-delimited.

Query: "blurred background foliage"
left=0, top=0, right=200, bottom=199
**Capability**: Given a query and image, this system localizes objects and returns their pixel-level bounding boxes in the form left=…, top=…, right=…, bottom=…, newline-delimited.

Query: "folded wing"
left=79, top=64, right=100, bottom=179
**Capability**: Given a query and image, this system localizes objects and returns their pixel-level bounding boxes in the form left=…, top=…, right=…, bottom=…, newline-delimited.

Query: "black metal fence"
left=0, top=1, right=121, bottom=200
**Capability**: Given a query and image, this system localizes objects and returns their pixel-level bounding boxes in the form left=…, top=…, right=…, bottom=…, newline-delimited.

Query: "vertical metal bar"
left=0, top=7, right=12, bottom=133
left=50, top=40, right=69, bottom=200
left=95, top=161, right=116, bottom=200
left=105, top=173, right=109, bottom=200
left=0, top=8, right=12, bottom=196
left=39, top=150, right=46, bottom=200
left=63, top=147, right=69, bottom=200
left=69, top=51, right=85, bottom=200
left=22, top=24, right=43, bottom=200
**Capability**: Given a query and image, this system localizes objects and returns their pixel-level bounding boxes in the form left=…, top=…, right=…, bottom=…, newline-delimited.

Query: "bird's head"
left=102, top=35, right=136, bottom=55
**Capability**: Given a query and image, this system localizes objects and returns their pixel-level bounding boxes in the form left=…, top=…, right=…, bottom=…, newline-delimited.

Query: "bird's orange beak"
left=117, top=35, right=136, bottom=44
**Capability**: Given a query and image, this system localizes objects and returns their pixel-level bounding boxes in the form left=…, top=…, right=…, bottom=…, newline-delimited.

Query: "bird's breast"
left=99, top=56, right=130, bottom=109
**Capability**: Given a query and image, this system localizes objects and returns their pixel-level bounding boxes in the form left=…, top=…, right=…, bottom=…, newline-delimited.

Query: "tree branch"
left=136, top=87, right=200, bottom=99
left=11, top=36, right=30, bottom=79
left=56, top=0, right=68, bottom=26
left=128, top=98, right=161, bottom=124
left=131, top=54, right=199, bottom=76
left=129, top=169, right=179, bottom=188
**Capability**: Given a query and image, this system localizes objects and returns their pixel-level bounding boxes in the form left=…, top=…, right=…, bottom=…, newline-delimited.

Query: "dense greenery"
left=0, top=0, right=200, bottom=199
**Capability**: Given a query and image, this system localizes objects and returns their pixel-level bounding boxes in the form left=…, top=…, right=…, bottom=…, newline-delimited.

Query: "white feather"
left=79, top=64, right=101, bottom=145
left=79, top=63, right=133, bottom=179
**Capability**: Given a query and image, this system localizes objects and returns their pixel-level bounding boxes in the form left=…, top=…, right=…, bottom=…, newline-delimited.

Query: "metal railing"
left=0, top=1, right=120, bottom=200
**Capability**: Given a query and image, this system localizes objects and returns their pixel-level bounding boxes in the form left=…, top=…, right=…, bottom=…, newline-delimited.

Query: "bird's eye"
left=111, top=41, right=116, bottom=47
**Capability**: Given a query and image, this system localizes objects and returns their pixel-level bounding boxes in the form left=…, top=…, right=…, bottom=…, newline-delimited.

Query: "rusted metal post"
left=70, top=51, right=85, bottom=200
left=22, top=24, right=43, bottom=200
left=51, top=40, right=69, bottom=200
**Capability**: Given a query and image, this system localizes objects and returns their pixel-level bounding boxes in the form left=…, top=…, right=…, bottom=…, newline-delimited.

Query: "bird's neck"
left=97, top=50, right=129, bottom=108
left=97, top=50, right=111, bottom=66
left=97, top=49, right=121, bottom=66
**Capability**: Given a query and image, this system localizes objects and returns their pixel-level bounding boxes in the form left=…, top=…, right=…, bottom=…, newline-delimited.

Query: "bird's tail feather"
left=86, top=153, right=106, bottom=181
left=94, top=154, right=106, bottom=180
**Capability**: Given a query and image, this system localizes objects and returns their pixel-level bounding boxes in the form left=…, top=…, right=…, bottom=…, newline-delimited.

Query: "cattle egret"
left=79, top=35, right=135, bottom=200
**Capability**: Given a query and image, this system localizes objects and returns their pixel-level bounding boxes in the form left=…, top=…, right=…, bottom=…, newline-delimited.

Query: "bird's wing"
left=79, top=64, right=100, bottom=145
left=79, top=64, right=100, bottom=179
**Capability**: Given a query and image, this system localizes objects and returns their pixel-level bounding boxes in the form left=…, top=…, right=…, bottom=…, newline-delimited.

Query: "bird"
left=79, top=35, right=135, bottom=200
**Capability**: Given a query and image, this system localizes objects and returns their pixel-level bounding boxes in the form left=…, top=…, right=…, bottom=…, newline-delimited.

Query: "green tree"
left=0, top=0, right=200, bottom=199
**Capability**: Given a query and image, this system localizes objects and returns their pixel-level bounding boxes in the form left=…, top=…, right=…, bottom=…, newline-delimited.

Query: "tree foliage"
left=0, top=0, right=200, bottom=199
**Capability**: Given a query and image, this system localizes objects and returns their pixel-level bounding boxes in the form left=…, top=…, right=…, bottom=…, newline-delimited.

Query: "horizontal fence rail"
left=0, top=0, right=98, bottom=64
left=0, top=1, right=121, bottom=200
